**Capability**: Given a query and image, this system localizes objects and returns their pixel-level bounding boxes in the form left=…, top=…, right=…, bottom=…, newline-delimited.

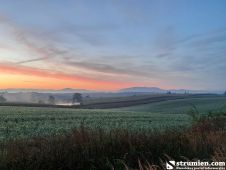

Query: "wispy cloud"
left=57, top=22, right=118, bottom=46
left=0, top=62, right=90, bottom=82
left=64, top=60, right=153, bottom=78
left=16, top=57, right=50, bottom=64
left=0, top=61, right=137, bottom=87
left=0, top=15, right=68, bottom=64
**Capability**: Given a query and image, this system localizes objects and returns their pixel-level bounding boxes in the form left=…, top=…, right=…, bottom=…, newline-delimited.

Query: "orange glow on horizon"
left=0, top=63, right=142, bottom=91
left=0, top=74, right=131, bottom=90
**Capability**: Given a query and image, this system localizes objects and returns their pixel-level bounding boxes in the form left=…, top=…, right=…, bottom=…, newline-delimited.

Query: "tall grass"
left=0, top=116, right=225, bottom=170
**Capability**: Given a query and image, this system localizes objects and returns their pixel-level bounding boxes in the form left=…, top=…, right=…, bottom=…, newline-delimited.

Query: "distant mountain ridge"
left=0, top=87, right=224, bottom=94
left=118, top=87, right=223, bottom=94
left=119, top=87, right=166, bottom=93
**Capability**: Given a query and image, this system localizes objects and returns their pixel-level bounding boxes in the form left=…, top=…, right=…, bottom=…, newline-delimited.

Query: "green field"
left=1, top=96, right=226, bottom=141
left=114, top=96, right=226, bottom=113
left=0, top=106, right=191, bottom=141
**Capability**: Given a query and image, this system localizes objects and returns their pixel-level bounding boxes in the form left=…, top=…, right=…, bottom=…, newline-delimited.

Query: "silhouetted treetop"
left=0, top=95, right=7, bottom=103
left=72, top=93, right=83, bottom=104
left=48, top=95, right=55, bottom=105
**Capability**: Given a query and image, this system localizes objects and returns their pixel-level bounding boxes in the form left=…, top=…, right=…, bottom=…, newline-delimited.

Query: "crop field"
left=81, top=94, right=220, bottom=109
left=1, top=96, right=226, bottom=141
left=0, top=97, right=226, bottom=170
left=0, top=106, right=191, bottom=141
left=115, top=96, right=226, bottom=113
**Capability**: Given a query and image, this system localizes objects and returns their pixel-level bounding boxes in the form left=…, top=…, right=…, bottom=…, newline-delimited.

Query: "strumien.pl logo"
left=166, top=161, right=175, bottom=169
left=166, top=160, right=225, bottom=170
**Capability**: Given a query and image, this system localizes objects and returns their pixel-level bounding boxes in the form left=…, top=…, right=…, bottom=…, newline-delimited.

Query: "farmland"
left=0, top=95, right=226, bottom=141
left=0, top=106, right=191, bottom=141
left=114, top=96, right=226, bottom=113
left=0, top=95, right=226, bottom=169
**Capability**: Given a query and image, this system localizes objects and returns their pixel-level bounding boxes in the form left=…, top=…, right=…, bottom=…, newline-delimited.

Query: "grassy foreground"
left=0, top=115, right=225, bottom=170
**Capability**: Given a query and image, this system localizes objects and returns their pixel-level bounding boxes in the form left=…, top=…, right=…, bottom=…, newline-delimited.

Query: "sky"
left=0, top=0, right=226, bottom=91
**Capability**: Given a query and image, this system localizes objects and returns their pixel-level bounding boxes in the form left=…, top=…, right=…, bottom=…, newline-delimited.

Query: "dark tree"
left=0, top=95, right=6, bottom=103
left=167, top=91, right=171, bottom=94
left=224, top=91, right=226, bottom=95
left=48, top=95, right=55, bottom=105
left=72, top=93, right=83, bottom=104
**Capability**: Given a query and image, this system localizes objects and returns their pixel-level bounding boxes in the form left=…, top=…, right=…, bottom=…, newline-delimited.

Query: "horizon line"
left=0, top=87, right=225, bottom=92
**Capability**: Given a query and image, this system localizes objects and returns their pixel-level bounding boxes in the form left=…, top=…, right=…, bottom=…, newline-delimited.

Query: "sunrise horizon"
left=0, top=0, right=226, bottom=92
left=0, top=85, right=224, bottom=92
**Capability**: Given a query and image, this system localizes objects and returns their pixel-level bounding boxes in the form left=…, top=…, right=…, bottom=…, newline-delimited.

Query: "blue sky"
left=0, top=0, right=226, bottom=90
